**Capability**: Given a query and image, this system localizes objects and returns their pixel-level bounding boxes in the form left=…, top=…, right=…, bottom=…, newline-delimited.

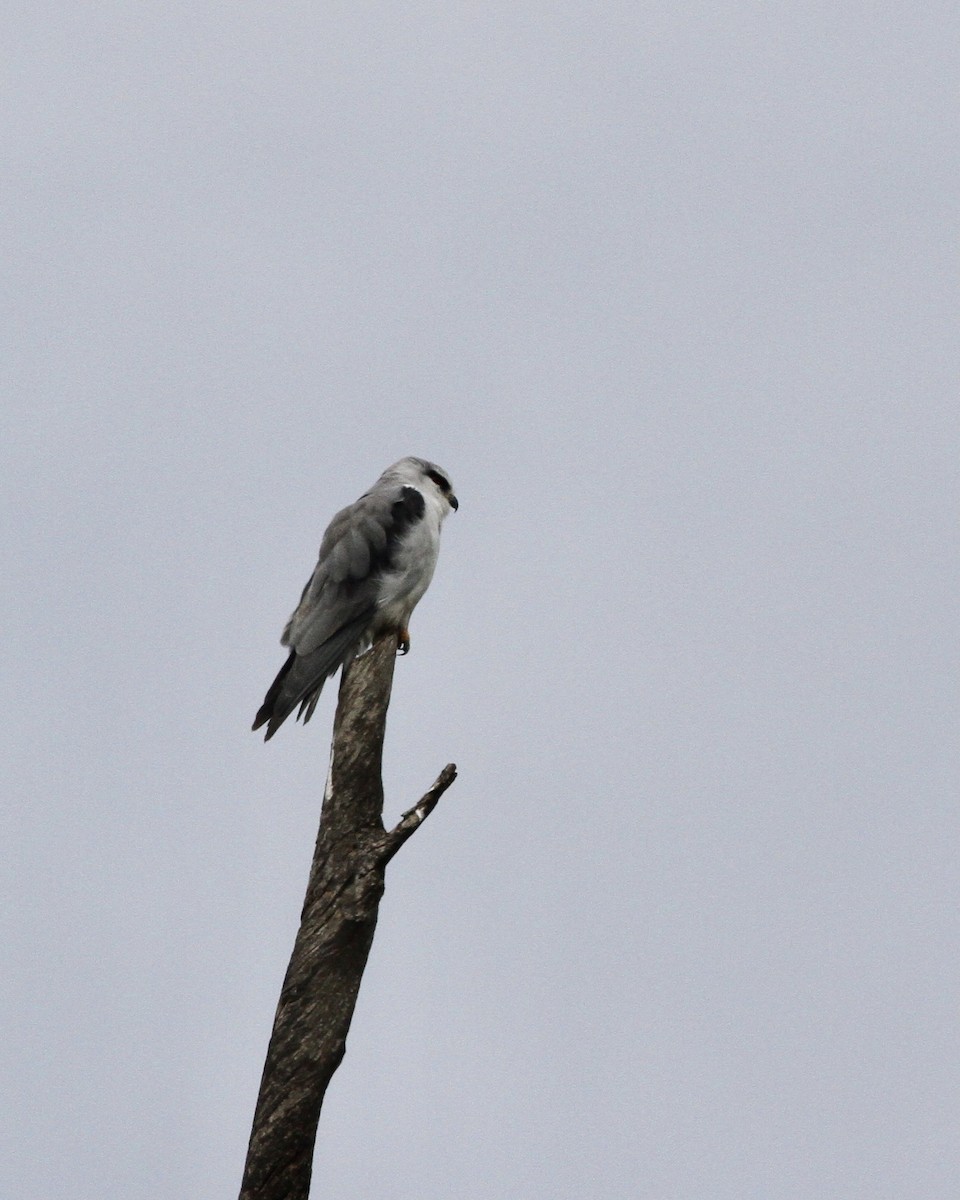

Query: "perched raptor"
left=253, top=456, right=458, bottom=740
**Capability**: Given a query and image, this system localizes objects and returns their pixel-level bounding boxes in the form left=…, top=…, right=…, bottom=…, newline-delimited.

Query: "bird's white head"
left=382, top=456, right=459, bottom=514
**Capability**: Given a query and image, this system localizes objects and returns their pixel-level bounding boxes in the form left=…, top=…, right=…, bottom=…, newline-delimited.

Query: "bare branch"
left=239, top=633, right=457, bottom=1200
left=381, top=763, right=458, bottom=864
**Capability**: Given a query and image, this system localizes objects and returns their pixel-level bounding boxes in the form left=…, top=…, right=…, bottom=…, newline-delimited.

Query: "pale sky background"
left=5, top=4, right=958, bottom=1198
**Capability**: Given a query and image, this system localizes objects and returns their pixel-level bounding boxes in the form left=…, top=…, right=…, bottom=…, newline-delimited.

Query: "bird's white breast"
left=373, top=488, right=447, bottom=629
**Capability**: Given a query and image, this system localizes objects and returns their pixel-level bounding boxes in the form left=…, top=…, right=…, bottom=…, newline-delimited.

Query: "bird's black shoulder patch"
left=373, top=486, right=425, bottom=579
left=390, top=485, right=426, bottom=533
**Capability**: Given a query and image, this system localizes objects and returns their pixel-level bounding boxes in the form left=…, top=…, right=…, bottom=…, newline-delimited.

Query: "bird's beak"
left=449, top=494, right=459, bottom=511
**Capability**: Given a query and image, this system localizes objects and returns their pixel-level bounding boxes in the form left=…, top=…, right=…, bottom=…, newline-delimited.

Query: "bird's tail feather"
left=252, top=616, right=372, bottom=740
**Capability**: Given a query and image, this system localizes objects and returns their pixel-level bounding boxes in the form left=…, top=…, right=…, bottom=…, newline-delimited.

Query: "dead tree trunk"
left=239, top=632, right=457, bottom=1200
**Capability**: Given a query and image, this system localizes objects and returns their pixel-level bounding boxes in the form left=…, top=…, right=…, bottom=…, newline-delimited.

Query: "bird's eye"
left=426, top=469, right=450, bottom=494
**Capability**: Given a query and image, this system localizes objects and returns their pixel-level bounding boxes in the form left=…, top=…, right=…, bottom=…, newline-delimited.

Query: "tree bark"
left=240, top=632, right=457, bottom=1200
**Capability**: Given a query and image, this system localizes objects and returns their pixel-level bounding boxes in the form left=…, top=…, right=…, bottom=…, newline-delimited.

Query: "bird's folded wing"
left=282, top=485, right=426, bottom=655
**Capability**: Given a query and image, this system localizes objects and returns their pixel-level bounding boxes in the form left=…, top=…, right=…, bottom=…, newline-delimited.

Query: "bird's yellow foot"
left=397, top=628, right=411, bottom=655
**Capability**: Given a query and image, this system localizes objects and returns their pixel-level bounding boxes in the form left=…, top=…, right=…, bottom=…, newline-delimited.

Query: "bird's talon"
left=397, top=630, right=410, bottom=655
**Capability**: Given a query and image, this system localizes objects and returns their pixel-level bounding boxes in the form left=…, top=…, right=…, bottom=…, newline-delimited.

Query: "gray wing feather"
left=284, top=488, right=405, bottom=654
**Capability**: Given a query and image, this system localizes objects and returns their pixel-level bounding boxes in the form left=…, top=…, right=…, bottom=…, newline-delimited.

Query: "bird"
left=253, top=456, right=458, bottom=740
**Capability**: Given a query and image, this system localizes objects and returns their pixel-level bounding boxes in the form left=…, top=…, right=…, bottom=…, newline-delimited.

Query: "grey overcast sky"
left=5, top=3, right=958, bottom=1198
